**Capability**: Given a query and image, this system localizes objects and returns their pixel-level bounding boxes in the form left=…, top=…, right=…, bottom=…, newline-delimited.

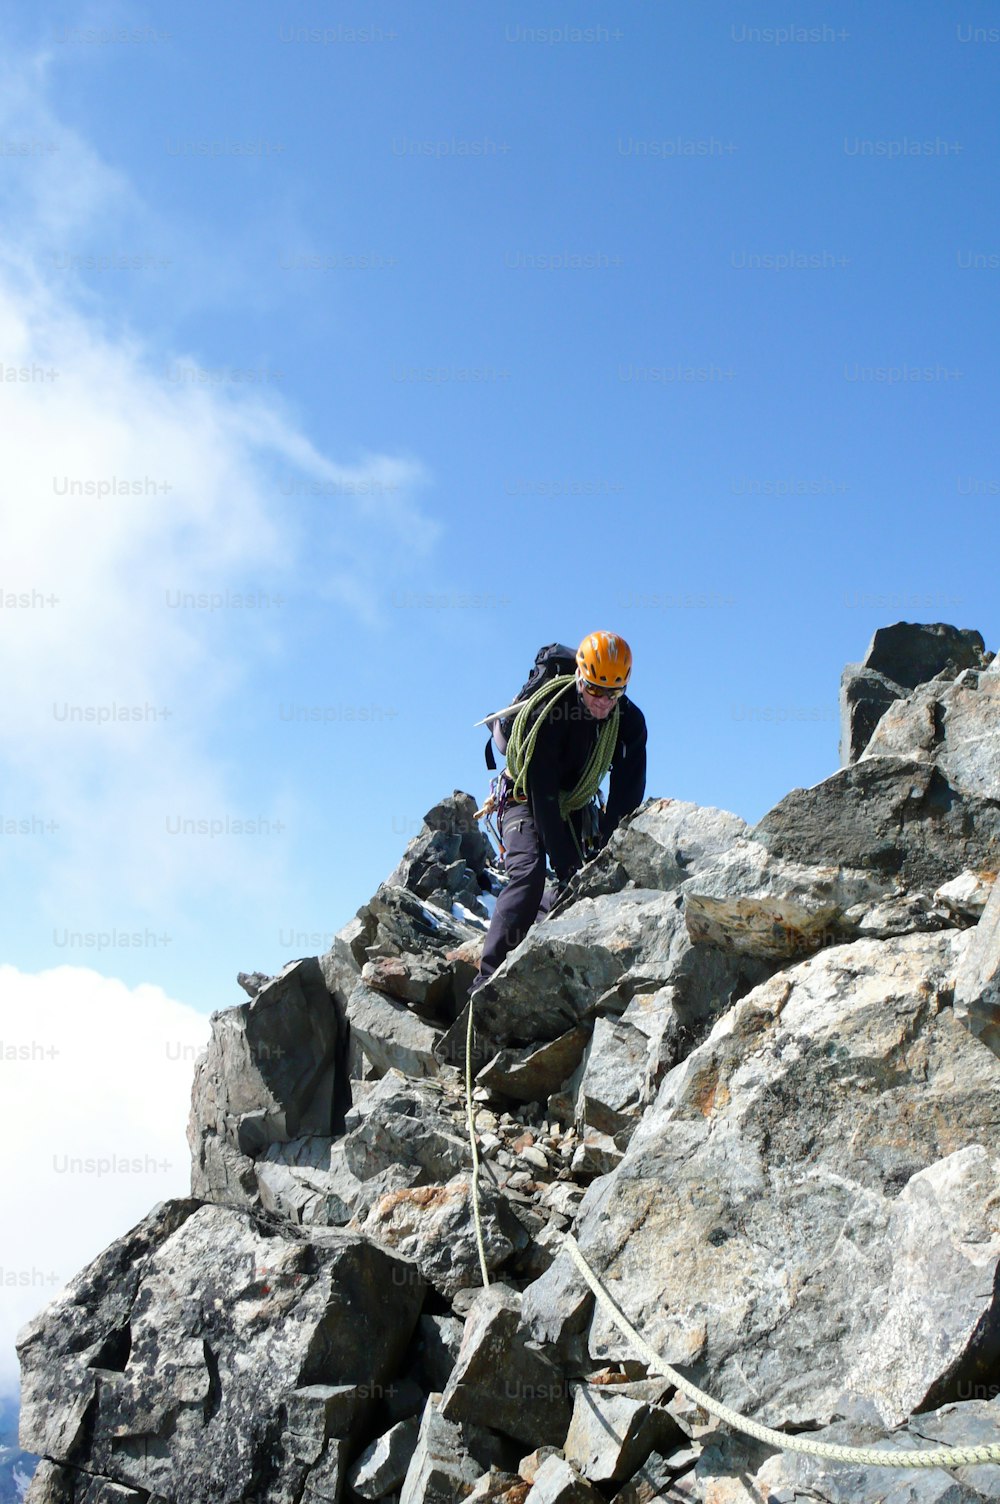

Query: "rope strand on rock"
left=462, top=989, right=1000, bottom=1472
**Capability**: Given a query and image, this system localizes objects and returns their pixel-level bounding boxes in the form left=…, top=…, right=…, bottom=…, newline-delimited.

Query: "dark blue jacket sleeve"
left=601, top=702, right=647, bottom=840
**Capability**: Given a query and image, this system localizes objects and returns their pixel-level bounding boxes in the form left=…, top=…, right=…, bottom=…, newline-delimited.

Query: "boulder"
left=343, top=1069, right=446, bottom=1132
left=466, top=1467, right=531, bottom=1502
left=754, top=756, right=1000, bottom=892
left=524, top=1454, right=603, bottom=1502
left=399, top=1393, right=512, bottom=1504
left=841, top=889, right=954, bottom=940
left=839, top=664, right=908, bottom=766
left=563, top=1380, right=681, bottom=1485
left=346, top=982, right=444, bottom=1079
left=840, top=620, right=988, bottom=767
left=17, top=1199, right=425, bottom=1503
left=187, top=957, right=345, bottom=1203
left=749, top=1394, right=1000, bottom=1503
left=477, top=1028, right=592, bottom=1104
left=608, top=1448, right=700, bottom=1504
left=575, top=1019, right=650, bottom=1140
left=367, top=882, right=484, bottom=975
left=342, top=1107, right=469, bottom=1186
left=521, top=1251, right=594, bottom=1367
left=440, top=1284, right=570, bottom=1449
left=363, top=954, right=456, bottom=1011
left=414, top=1314, right=466, bottom=1394
left=468, top=889, right=769, bottom=1050
left=954, top=874, right=1000, bottom=1057
left=386, top=791, right=496, bottom=918
left=569, top=930, right=1000, bottom=1431
left=861, top=621, right=988, bottom=690
left=861, top=666, right=1000, bottom=802
left=348, top=1414, right=421, bottom=1499
left=935, top=870, right=996, bottom=923
left=255, top=1136, right=363, bottom=1226
left=572, top=799, right=750, bottom=901
left=617, top=985, right=698, bottom=1103
left=681, top=840, right=886, bottom=958
left=360, top=1175, right=527, bottom=1298
left=24, top=1462, right=148, bottom=1502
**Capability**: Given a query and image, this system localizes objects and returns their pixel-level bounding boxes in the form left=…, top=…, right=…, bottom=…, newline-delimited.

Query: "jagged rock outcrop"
left=187, top=956, right=347, bottom=1205
left=18, top=1201, right=426, bottom=1503
left=862, top=662, right=1000, bottom=800
left=19, top=624, right=1000, bottom=1504
left=566, top=930, right=1000, bottom=1430
left=569, top=799, right=750, bottom=901
left=755, top=755, right=1000, bottom=892
left=839, top=621, right=990, bottom=764
left=681, top=839, right=887, bottom=957
left=386, top=791, right=495, bottom=918
left=458, top=888, right=771, bottom=1054
left=955, top=872, right=1000, bottom=1058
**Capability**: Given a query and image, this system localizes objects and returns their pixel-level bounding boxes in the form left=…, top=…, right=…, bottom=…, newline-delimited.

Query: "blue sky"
left=0, top=0, right=998, bottom=1390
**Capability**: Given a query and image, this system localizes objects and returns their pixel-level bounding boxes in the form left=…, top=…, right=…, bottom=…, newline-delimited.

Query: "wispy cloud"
left=0, top=37, right=438, bottom=918
left=0, top=964, right=212, bottom=1394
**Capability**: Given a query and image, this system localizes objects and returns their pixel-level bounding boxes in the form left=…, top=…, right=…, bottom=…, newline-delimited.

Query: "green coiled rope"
left=502, top=674, right=620, bottom=824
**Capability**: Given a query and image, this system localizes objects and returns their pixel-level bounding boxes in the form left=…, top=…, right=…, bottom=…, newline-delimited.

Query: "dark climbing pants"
left=474, top=800, right=557, bottom=988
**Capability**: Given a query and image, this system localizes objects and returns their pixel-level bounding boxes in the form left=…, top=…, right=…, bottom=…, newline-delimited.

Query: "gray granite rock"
left=469, top=889, right=769, bottom=1051
left=839, top=663, right=907, bottom=766
left=346, top=982, right=445, bottom=1079
left=187, top=957, right=345, bottom=1204
left=343, top=1106, right=469, bottom=1185
left=414, top=1314, right=466, bottom=1394
left=386, top=791, right=496, bottom=919
left=524, top=1454, right=603, bottom=1502
left=254, top=1135, right=369, bottom=1226
left=838, top=619, right=987, bottom=768
left=17, top=1200, right=424, bottom=1503
left=575, top=1019, right=650, bottom=1140
left=440, top=1284, right=570, bottom=1448
left=24, top=1461, right=152, bottom=1502
left=750, top=1394, right=1000, bottom=1502
left=863, top=622, right=988, bottom=690
left=349, top=1415, right=421, bottom=1500
left=754, top=756, right=1000, bottom=893
left=398, top=1394, right=512, bottom=1504
left=570, top=931, right=1000, bottom=1432
left=682, top=840, right=887, bottom=958
left=521, top=1248, right=594, bottom=1367
left=360, top=1174, right=527, bottom=1298
left=477, top=1027, right=592, bottom=1104
left=935, top=870, right=996, bottom=923
left=573, top=799, right=750, bottom=901
left=954, top=873, right=1000, bottom=1057
left=861, top=666, right=1000, bottom=803
left=563, top=1380, right=681, bottom=1485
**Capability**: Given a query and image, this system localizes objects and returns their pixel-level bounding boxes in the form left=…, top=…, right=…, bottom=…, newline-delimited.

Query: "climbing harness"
left=474, top=777, right=506, bottom=859
left=462, top=989, right=1000, bottom=1471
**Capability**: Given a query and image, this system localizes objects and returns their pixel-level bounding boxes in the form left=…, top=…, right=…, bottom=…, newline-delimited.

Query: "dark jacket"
left=517, top=688, right=647, bottom=881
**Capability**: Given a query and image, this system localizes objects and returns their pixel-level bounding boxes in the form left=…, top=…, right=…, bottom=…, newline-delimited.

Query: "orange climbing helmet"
left=576, top=630, right=632, bottom=688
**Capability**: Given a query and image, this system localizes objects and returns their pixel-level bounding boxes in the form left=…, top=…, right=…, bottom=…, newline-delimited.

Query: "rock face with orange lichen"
left=18, top=626, right=1000, bottom=1504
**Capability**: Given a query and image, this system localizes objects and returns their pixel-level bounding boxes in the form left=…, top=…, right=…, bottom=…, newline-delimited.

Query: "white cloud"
left=0, top=39, right=439, bottom=917
left=0, top=964, right=212, bottom=1395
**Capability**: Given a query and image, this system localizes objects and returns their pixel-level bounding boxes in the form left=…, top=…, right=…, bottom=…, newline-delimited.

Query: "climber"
left=469, top=631, right=647, bottom=999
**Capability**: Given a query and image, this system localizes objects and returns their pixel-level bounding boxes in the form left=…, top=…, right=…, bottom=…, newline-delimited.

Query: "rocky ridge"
left=16, top=621, right=1000, bottom=1504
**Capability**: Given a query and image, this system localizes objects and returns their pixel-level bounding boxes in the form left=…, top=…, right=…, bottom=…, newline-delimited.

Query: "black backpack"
left=484, top=642, right=577, bottom=770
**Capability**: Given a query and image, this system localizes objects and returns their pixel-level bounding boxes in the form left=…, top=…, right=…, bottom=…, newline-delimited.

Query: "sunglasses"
left=578, top=677, right=625, bottom=701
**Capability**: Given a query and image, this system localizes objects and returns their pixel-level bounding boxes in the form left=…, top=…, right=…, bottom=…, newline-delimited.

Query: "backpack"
left=484, top=642, right=577, bottom=770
